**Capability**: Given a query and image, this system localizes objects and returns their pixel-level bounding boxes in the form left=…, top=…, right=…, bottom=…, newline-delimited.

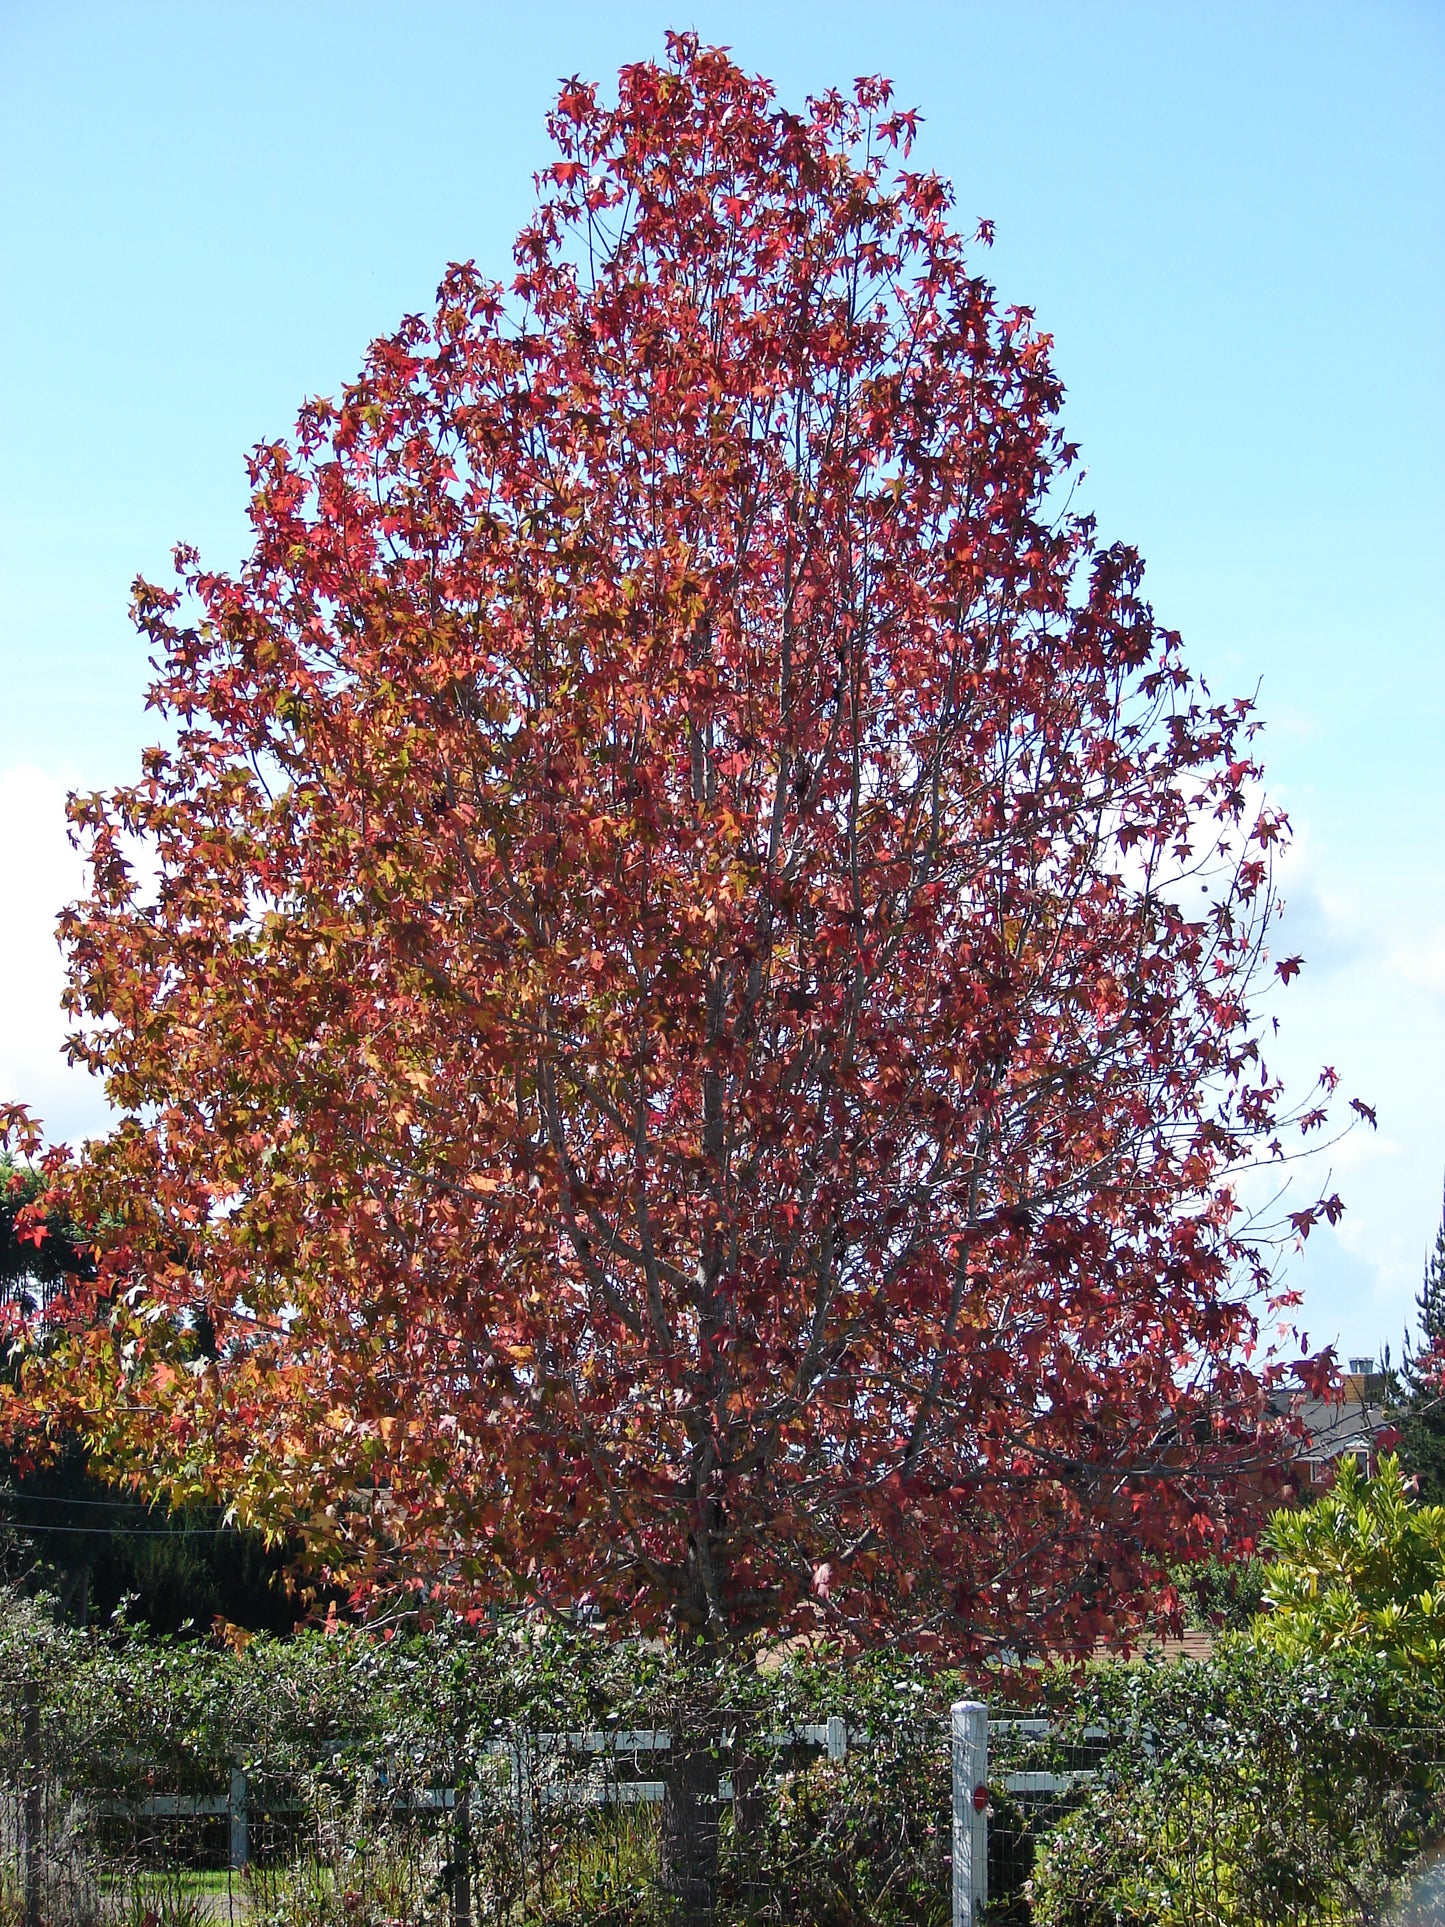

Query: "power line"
left=0, top=1491, right=174, bottom=1513
left=0, top=1517, right=239, bottom=1538
left=0, top=1494, right=255, bottom=1538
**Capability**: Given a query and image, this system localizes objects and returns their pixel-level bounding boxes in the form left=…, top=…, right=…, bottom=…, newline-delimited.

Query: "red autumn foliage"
left=11, top=37, right=1339, bottom=1659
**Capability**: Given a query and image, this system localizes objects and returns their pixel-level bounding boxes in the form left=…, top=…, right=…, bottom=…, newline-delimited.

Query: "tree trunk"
left=659, top=1739, right=722, bottom=1924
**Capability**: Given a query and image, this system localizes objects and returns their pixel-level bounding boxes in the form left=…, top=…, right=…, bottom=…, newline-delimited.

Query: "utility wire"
left=0, top=1518, right=239, bottom=1537
left=0, top=1490, right=173, bottom=1512
left=0, top=1493, right=255, bottom=1538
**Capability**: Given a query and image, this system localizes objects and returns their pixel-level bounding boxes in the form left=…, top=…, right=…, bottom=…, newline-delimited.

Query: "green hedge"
left=3, top=1590, right=1443, bottom=1926
left=0, top=1591, right=959, bottom=1926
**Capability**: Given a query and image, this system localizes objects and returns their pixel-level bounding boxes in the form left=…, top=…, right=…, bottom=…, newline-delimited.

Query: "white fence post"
left=951, top=1700, right=988, bottom=1927
left=825, top=1714, right=847, bottom=1763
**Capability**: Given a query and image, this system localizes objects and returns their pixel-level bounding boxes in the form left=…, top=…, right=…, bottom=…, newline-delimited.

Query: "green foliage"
left=241, top=1794, right=449, bottom=1927
left=1171, top=1555, right=1267, bottom=1632
left=1252, top=1453, right=1445, bottom=1674
left=1025, top=1647, right=1445, bottom=1927
left=4, top=1595, right=1441, bottom=1926
left=513, top=1805, right=664, bottom=1927
left=1, top=1450, right=299, bottom=1634
left=746, top=1744, right=949, bottom=1927
left=107, top=1871, right=215, bottom=1927
left=1022, top=1459, right=1445, bottom=1926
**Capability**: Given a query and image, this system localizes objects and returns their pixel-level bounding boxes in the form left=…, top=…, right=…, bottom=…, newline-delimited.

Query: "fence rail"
left=74, top=1715, right=864, bottom=1859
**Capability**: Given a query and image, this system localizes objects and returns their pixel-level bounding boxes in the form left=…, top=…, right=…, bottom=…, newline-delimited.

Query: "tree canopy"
left=4, top=37, right=1334, bottom=1663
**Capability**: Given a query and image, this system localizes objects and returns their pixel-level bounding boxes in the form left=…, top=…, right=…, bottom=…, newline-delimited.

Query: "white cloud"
left=0, top=764, right=111, bottom=1148
left=1259, top=806, right=1445, bottom=1361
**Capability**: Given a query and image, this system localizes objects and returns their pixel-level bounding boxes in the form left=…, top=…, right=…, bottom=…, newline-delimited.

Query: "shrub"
left=1026, top=1648, right=1444, bottom=1927
left=1251, top=1453, right=1445, bottom=1675
left=1171, top=1555, right=1267, bottom=1632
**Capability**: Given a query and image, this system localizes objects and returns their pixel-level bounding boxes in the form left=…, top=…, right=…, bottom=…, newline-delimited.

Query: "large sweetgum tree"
left=12, top=35, right=1338, bottom=1720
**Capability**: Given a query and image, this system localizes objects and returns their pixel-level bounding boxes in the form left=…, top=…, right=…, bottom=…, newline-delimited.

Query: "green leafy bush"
left=7, top=1581, right=1442, bottom=1926
left=1251, top=1453, right=1445, bottom=1674
left=1025, top=1648, right=1444, bottom=1927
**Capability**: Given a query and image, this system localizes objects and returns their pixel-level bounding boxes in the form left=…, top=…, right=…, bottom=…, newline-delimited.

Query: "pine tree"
left=1391, top=1179, right=1445, bottom=1504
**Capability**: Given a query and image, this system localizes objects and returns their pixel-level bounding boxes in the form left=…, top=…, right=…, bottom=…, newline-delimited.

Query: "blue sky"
left=2, top=1, right=1441, bottom=1365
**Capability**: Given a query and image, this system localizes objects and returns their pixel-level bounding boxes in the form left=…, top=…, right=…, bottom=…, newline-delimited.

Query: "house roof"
left=1268, top=1386, right=1386, bottom=1463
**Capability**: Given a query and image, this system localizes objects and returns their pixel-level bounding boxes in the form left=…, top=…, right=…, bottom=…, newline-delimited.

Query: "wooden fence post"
left=21, top=1678, right=44, bottom=1927
left=951, top=1700, right=988, bottom=1927
left=452, top=1787, right=473, bottom=1927
left=229, top=1765, right=249, bottom=1870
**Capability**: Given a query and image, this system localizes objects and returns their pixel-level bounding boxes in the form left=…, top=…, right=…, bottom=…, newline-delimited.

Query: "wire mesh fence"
left=0, top=1671, right=953, bottom=1926
left=3, top=1607, right=1444, bottom=1927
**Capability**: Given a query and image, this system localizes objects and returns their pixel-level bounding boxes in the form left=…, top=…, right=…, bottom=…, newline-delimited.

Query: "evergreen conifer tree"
left=1391, top=1179, right=1445, bottom=1504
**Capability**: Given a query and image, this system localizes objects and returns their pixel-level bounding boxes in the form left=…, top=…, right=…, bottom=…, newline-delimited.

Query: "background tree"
left=1388, top=1178, right=1445, bottom=1503
left=6, top=35, right=1338, bottom=1908
left=2, top=1146, right=296, bottom=1631
left=1170, top=1551, right=1268, bottom=1633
